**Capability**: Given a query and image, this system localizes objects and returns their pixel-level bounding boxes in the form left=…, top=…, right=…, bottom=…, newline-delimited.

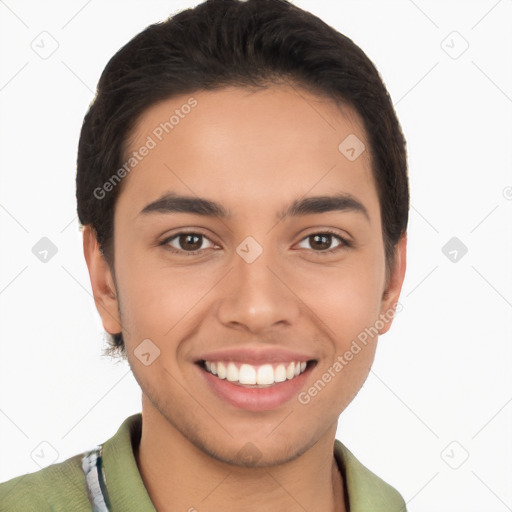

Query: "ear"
left=378, top=234, right=407, bottom=335
left=82, top=225, right=122, bottom=335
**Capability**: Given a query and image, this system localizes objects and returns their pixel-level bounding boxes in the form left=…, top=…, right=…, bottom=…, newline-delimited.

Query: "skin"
left=83, top=84, right=406, bottom=512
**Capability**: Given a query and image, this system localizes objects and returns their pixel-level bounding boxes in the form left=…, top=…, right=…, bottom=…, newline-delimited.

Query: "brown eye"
left=165, top=233, right=215, bottom=253
left=297, top=232, right=346, bottom=252
left=179, top=234, right=202, bottom=251
left=310, top=234, right=332, bottom=250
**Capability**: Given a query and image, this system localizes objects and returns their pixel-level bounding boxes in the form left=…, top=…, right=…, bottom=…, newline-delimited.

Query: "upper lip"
left=196, top=347, right=316, bottom=364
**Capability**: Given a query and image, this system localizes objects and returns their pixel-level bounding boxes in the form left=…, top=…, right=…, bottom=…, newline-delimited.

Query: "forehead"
left=118, top=84, right=378, bottom=221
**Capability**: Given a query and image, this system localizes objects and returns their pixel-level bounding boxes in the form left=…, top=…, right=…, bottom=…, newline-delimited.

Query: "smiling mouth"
left=198, top=360, right=316, bottom=388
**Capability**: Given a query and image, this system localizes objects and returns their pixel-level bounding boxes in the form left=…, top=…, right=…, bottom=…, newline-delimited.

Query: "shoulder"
left=334, top=439, right=407, bottom=512
left=0, top=453, right=91, bottom=512
left=0, top=414, right=142, bottom=512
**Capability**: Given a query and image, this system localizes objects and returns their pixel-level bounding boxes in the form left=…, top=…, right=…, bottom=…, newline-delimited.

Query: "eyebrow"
left=139, top=192, right=369, bottom=221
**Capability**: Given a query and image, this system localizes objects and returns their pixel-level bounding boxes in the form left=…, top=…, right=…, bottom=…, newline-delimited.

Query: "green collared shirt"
left=0, top=413, right=406, bottom=511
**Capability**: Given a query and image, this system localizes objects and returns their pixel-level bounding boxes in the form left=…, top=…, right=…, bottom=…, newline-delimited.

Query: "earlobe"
left=82, top=225, right=122, bottom=335
left=379, top=235, right=407, bottom=335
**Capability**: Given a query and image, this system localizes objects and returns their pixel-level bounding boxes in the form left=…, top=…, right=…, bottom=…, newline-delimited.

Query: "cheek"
left=298, top=252, right=385, bottom=341
left=114, top=249, right=219, bottom=345
left=294, top=262, right=383, bottom=413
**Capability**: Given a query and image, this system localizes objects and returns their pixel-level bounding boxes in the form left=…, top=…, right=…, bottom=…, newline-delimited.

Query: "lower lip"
left=198, top=364, right=313, bottom=412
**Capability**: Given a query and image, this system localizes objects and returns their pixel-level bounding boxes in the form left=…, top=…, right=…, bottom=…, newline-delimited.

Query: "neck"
left=135, top=396, right=346, bottom=512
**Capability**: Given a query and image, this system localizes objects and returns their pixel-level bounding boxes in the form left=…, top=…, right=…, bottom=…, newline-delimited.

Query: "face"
left=85, top=84, right=406, bottom=467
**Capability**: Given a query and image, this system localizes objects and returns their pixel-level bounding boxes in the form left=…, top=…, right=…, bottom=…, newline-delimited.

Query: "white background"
left=1, top=1, right=511, bottom=510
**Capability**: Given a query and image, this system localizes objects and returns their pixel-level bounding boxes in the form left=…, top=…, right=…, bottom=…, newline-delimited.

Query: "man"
left=0, top=0, right=409, bottom=510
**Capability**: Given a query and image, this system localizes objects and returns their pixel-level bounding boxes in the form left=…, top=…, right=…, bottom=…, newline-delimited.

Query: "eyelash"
left=158, top=229, right=352, bottom=256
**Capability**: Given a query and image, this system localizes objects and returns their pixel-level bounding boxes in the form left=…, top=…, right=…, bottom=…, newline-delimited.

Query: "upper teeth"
left=204, top=361, right=307, bottom=385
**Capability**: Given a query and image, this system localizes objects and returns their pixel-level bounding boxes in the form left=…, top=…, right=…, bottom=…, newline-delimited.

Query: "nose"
left=216, top=246, right=300, bottom=334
